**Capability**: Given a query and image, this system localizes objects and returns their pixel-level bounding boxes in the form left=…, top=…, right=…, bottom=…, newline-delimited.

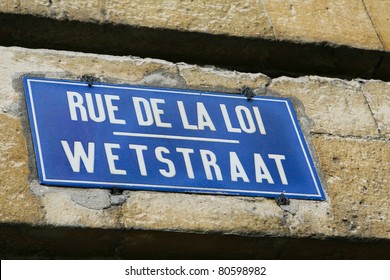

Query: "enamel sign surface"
left=23, top=77, right=325, bottom=200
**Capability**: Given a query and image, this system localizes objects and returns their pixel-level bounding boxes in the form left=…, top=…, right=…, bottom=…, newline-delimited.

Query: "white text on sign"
left=62, top=91, right=288, bottom=186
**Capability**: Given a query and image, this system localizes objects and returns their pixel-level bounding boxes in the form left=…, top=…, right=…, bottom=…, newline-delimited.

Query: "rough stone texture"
left=106, top=0, right=274, bottom=38
left=363, top=81, right=390, bottom=137
left=121, top=191, right=335, bottom=238
left=262, top=0, right=383, bottom=50
left=10, top=0, right=274, bottom=38
left=123, top=192, right=290, bottom=235
left=268, top=76, right=379, bottom=137
left=363, top=0, right=390, bottom=51
left=0, top=46, right=389, bottom=242
left=11, top=51, right=180, bottom=88
left=0, top=114, right=44, bottom=223
left=0, top=0, right=19, bottom=13
left=42, top=192, right=122, bottom=228
left=177, top=64, right=270, bottom=92
left=110, top=194, right=127, bottom=206
left=313, top=136, right=390, bottom=238
left=18, top=0, right=104, bottom=22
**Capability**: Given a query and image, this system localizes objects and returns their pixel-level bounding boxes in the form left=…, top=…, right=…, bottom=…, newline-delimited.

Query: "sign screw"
left=275, top=192, right=290, bottom=206
left=81, top=74, right=99, bottom=87
left=110, top=187, right=123, bottom=195
left=241, top=87, right=255, bottom=100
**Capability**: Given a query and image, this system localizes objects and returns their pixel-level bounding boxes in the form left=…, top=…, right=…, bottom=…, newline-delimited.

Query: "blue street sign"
left=23, top=77, right=326, bottom=200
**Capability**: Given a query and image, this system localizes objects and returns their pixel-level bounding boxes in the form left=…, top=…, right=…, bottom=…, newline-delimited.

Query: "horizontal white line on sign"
left=113, top=132, right=240, bottom=144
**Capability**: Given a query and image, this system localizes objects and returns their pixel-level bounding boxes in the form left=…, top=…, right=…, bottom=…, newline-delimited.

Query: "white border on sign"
left=26, top=78, right=323, bottom=199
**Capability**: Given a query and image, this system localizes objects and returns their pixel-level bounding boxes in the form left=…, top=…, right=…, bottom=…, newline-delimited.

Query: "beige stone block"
left=121, top=191, right=293, bottom=235
left=18, top=0, right=54, bottom=17
left=0, top=47, right=179, bottom=91
left=263, top=0, right=382, bottom=50
left=269, top=76, right=379, bottom=137
left=363, top=81, right=390, bottom=137
left=106, top=0, right=274, bottom=38
left=0, top=114, right=44, bottom=224
left=0, top=0, right=20, bottom=13
left=42, top=191, right=122, bottom=228
left=363, top=0, right=390, bottom=51
left=178, top=64, right=270, bottom=92
left=18, top=0, right=103, bottom=21
left=313, top=136, right=390, bottom=238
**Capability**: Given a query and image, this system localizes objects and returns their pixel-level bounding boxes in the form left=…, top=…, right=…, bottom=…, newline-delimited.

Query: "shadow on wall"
left=1, top=224, right=389, bottom=259
left=0, top=12, right=389, bottom=81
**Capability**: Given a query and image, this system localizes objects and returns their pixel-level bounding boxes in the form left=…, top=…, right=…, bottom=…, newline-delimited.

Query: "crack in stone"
left=312, top=131, right=389, bottom=142
left=258, top=0, right=276, bottom=38
left=358, top=81, right=382, bottom=135
left=361, top=0, right=385, bottom=51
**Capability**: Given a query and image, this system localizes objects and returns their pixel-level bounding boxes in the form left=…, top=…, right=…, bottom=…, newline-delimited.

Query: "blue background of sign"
left=23, top=77, right=326, bottom=200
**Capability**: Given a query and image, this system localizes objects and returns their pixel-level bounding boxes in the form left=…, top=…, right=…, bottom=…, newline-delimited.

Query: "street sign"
left=23, top=77, right=326, bottom=200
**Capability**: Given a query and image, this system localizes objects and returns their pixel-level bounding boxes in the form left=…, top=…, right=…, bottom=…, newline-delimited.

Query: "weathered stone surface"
left=363, top=81, right=390, bottom=137
left=262, top=0, right=382, bottom=50
left=122, top=191, right=291, bottom=236
left=105, top=0, right=274, bottom=38
left=124, top=191, right=336, bottom=238
left=68, top=189, right=111, bottom=210
left=12, top=50, right=179, bottom=86
left=0, top=49, right=60, bottom=114
left=363, top=0, right=390, bottom=51
left=177, top=64, right=270, bottom=92
left=18, top=0, right=103, bottom=22
left=110, top=194, right=127, bottom=206
left=0, top=114, right=44, bottom=223
left=42, top=192, right=122, bottom=228
left=0, top=0, right=20, bottom=13
left=313, top=136, right=390, bottom=239
left=10, top=0, right=274, bottom=38
left=269, top=76, right=379, bottom=137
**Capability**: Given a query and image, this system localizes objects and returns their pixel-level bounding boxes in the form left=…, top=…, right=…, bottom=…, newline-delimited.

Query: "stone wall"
left=0, top=47, right=389, bottom=253
left=0, top=1, right=389, bottom=258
